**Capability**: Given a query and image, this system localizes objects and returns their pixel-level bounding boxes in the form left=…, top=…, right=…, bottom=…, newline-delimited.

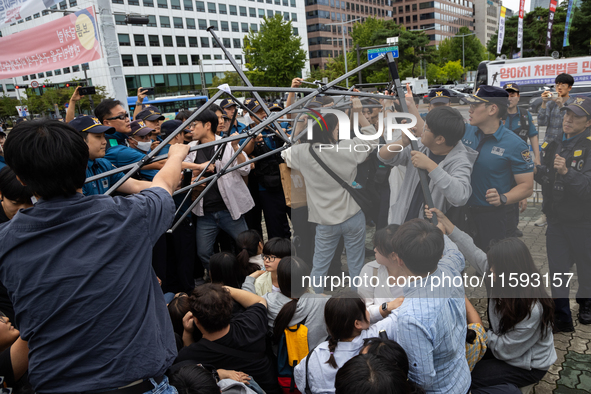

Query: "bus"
left=127, top=95, right=208, bottom=120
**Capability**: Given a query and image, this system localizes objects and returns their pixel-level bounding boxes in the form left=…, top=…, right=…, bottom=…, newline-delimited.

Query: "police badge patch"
left=521, top=149, right=532, bottom=162
left=102, top=179, right=109, bottom=189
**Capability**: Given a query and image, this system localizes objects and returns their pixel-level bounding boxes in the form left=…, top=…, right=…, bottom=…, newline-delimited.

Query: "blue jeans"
left=143, top=376, right=177, bottom=394
left=196, top=210, right=248, bottom=270
left=311, top=210, right=366, bottom=293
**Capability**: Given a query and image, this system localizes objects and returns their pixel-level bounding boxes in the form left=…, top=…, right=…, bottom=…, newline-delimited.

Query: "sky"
left=501, top=0, right=532, bottom=14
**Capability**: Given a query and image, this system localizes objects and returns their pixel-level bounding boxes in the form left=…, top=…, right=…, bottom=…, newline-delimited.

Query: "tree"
left=442, top=60, right=464, bottom=82
left=0, top=95, right=19, bottom=120
left=244, top=14, right=306, bottom=87
left=212, top=71, right=247, bottom=97
left=427, top=63, right=447, bottom=84
left=449, top=27, right=486, bottom=71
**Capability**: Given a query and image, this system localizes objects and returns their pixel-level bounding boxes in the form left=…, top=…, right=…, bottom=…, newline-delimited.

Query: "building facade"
left=474, top=0, right=501, bottom=47
left=305, top=0, right=394, bottom=71
left=531, top=0, right=550, bottom=11
left=1, top=0, right=309, bottom=100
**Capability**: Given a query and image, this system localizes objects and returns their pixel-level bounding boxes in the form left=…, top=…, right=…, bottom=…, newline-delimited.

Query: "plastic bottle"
left=351, top=181, right=362, bottom=189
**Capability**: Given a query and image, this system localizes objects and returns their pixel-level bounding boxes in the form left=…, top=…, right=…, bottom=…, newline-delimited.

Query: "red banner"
left=546, top=0, right=558, bottom=51
left=0, top=7, right=101, bottom=79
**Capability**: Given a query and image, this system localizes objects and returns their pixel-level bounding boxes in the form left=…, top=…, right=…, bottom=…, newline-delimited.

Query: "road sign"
left=368, top=46, right=399, bottom=61
left=31, top=80, right=39, bottom=88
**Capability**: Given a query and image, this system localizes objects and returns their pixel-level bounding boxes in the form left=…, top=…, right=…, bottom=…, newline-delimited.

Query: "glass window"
left=210, top=20, right=218, bottom=30
left=128, top=0, right=139, bottom=5
left=134, top=34, right=145, bottom=46
left=258, top=8, right=265, bottom=17
left=171, top=0, right=180, bottom=8
left=173, top=17, right=183, bottom=28
left=203, top=54, right=211, bottom=60
left=240, top=6, right=247, bottom=16
left=69, top=0, right=77, bottom=6
left=230, top=5, right=237, bottom=15
left=241, top=23, right=248, bottom=32
left=291, top=13, right=297, bottom=21
left=163, top=35, right=173, bottom=46
left=122, top=55, right=134, bottom=67
left=201, top=37, right=210, bottom=47
left=147, top=15, right=157, bottom=26
left=186, top=18, right=196, bottom=29
left=72, top=65, right=80, bottom=72
left=214, top=54, right=222, bottom=60
left=231, top=22, right=239, bottom=32
left=33, top=13, right=40, bottom=18
left=149, top=35, right=160, bottom=46
left=37, top=73, right=45, bottom=78
left=137, top=55, right=149, bottom=66
left=283, top=0, right=288, bottom=5
left=152, top=55, right=163, bottom=65
left=207, top=2, right=216, bottom=12
left=195, top=0, right=205, bottom=11
left=233, top=38, right=241, bottom=48
left=176, top=36, right=186, bottom=46
left=118, top=34, right=131, bottom=46
left=46, top=71, right=53, bottom=76
left=115, top=15, right=126, bottom=25
left=157, top=0, right=167, bottom=7
left=198, top=19, right=207, bottom=29
left=179, top=55, right=189, bottom=65
left=249, top=7, right=256, bottom=17
left=219, top=4, right=227, bottom=14
left=183, top=0, right=193, bottom=9
left=166, top=55, right=176, bottom=65
left=284, top=11, right=289, bottom=20
left=191, top=55, right=200, bottom=65
left=22, top=75, right=29, bottom=81
left=54, top=69, right=62, bottom=75
left=189, top=37, right=198, bottom=47
left=293, top=27, right=298, bottom=35
left=221, top=21, right=229, bottom=31
left=159, top=16, right=170, bottom=27
left=267, top=9, right=273, bottom=17
left=144, top=0, right=153, bottom=5
left=250, top=23, right=258, bottom=32
left=290, top=0, right=296, bottom=6
left=223, top=37, right=231, bottom=47
left=235, top=54, right=242, bottom=62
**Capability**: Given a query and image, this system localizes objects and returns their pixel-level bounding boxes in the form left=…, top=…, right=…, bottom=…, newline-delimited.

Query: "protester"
left=209, top=252, right=249, bottom=289
left=175, top=110, right=195, bottom=143
left=462, top=86, right=534, bottom=251
left=333, top=353, right=399, bottom=394
left=0, top=119, right=189, bottom=393
left=0, top=312, right=29, bottom=392
left=168, top=363, right=258, bottom=394
left=236, top=229, right=265, bottom=271
left=379, top=105, right=477, bottom=224
left=242, top=237, right=292, bottom=296
left=535, top=96, right=591, bottom=332
left=0, top=131, right=6, bottom=170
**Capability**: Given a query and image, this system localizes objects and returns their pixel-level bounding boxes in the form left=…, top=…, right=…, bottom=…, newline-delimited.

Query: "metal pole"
left=356, top=44, right=362, bottom=85
left=462, top=35, right=465, bottom=69
left=342, top=28, right=348, bottom=88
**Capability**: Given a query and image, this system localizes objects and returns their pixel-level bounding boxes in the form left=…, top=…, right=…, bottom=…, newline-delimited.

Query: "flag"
left=546, top=0, right=558, bottom=51
left=497, top=6, right=506, bottom=55
left=563, top=0, right=579, bottom=47
left=517, top=0, right=525, bottom=48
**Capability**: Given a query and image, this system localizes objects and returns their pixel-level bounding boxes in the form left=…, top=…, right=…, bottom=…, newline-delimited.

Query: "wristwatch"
left=500, top=194, right=507, bottom=205
left=381, top=302, right=388, bottom=312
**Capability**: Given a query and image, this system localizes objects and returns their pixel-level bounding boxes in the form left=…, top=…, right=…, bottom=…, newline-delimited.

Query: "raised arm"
left=151, top=143, right=190, bottom=195
left=66, top=87, right=83, bottom=123
left=225, top=286, right=267, bottom=308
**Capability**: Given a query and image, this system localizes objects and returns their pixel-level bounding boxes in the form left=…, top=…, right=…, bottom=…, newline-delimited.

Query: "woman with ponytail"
left=236, top=229, right=265, bottom=274
left=293, top=293, right=403, bottom=394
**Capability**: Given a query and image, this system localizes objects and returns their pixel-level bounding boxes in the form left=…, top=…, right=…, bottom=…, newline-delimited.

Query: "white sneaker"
left=534, top=214, right=547, bottom=227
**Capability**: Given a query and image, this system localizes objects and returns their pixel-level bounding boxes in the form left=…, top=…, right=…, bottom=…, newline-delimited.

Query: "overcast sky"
left=501, top=0, right=532, bottom=14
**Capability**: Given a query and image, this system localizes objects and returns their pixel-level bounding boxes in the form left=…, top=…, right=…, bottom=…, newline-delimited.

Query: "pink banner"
left=0, top=7, right=101, bottom=79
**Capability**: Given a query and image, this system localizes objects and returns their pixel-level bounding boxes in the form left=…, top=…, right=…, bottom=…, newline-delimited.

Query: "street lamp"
left=325, top=17, right=362, bottom=88
left=451, top=32, right=477, bottom=69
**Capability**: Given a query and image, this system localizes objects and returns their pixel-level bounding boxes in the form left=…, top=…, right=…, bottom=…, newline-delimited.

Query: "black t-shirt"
left=405, top=151, right=447, bottom=223
left=0, top=347, right=16, bottom=387
left=175, top=303, right=280, bottom=394
left=0, top=208, right=14, bottom=324
left=194, top=146, right=227, bottom=213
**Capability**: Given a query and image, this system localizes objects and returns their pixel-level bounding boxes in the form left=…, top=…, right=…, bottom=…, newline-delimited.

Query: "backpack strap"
left=308, top=144, right=352, bottom=191
left=304, top=344, right=320, bottom=394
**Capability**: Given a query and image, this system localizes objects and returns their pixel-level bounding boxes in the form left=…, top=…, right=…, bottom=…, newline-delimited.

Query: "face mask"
left=136, top=141, right=152, bottom=153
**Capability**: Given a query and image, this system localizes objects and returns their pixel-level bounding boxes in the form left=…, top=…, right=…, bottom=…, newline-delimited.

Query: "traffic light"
left=15, top=85, right=19, bottom=89
left=66, top=83, right=69, bottom=87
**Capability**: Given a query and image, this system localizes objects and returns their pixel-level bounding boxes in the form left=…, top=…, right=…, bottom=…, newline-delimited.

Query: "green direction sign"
left=367, top=46, right=399, bottom=60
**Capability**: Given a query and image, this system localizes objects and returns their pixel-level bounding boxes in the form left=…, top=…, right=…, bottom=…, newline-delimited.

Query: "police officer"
left=220, top=98, right=246, bottom=135
left=136, top=105, right=166, bottom=144
left=462, top=85, right=534, bottom=251
left=420, top=88, right=453, bottom=120
left=68, top=115, right=152, bottom=195
left=535, top=96, right=591, bottom=332
left=502, top=83, right=541, bottom=238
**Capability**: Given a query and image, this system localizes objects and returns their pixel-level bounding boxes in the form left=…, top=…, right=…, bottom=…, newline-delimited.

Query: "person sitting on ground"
left=236, top=229, right=265, bottom=271
left=333, top=353, right=399, bottom=394
left=209, top=252, right=249, bottom=289
left=175, top=284, right=280, bottom=394
left=465, top=297, right=488, bottom=372
left=0, top=312, right=29, bottom=392
left=241, top=237, right=292, bottom=296
left=425, top=207, right=557, bottom=390
left=378, top=105, right=477, bottom=224
left=294, top=293, right=403, bottom=394
left=358, top=224, right=404, bottom=323
left=168, top=362, right=259, bottom=394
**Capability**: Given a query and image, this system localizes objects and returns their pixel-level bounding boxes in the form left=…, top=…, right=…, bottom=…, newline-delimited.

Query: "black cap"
left=129, top=120, right=154, bottom=137
left=428, top=89, right=452, bottom=104
left=69, top=115, right=115, bottom=134
left=161, top=120, right=192, bottom=138
left=463, top=85, right=509, bottom=104
left=561, top=96, right=591, bottom=117
left=269, top=103, right=284, bottom=112
left=245, top=98, right=264, bottom=113
left=220, top=98, right=238, bottom=109
left=136, top=105, right=165, bottom=121
left=305, top=98, right=323, bottom=109
left=503, top=83, right=520, bottom=93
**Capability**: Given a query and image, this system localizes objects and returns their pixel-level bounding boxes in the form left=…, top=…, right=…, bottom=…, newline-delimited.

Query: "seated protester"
left=360, top=337, right=425, bottom=394
left=392, top=219, right=470, bottom=394
left=465, top=297, right=487, bottom=373
left=242, top=98, right=291, bottom=240
left=176, top=284, right=281, bottom=394
left=0, top=120, right=189, bottom=394
left=245, top=257, right=329, bottom=342
left=68, top=116, right=153, bottom=195
left=378, top=106, right=477, bottom=224
left=168, top=363, right=259, bottom=394
left=294, top=294, right=402, bottom=394
left=0, top=312, right=30, bottom=392
left=242, top=237, right=292, bottom=296
left=220, top=98, right=247, bottom=135
left=358, top=224, right=404, bottom=324
left=210, top=252, right=248, bottom=289
left=0, top=166, right=33, bottom=323
left=175, top=110, right=195, bottom=144
left=425, top=207, right=557, bottom=390
left=184, top=110, right=254, bottom=272
left=236, top=229, right=265, bottom=271
left=167, top=293, right=191, bottom=338
left=334, top=353, right=400, bottom=394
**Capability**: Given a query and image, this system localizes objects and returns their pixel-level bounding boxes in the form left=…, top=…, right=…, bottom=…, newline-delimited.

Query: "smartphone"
left=78, top=86, right=96, bottom=95
left=143, top=87, right=155, bottom=95
left=181, top=169, right=192, bottom=188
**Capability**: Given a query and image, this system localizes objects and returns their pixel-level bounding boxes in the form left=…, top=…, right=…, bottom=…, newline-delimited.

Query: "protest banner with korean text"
left=487, top=57, right=591, bottom=87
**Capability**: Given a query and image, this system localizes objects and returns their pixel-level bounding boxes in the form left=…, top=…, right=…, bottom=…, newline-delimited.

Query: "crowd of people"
left=0, top=72, right=587, bottom=394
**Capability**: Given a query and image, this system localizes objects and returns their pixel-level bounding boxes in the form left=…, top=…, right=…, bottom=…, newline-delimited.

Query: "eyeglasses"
left=106, top=113, right=129, bottom=121
left=555, top=83, right=570, bottom=87
left=469, top=103, right=485, bottom=111
left=262, top=254, right=278, bottom=262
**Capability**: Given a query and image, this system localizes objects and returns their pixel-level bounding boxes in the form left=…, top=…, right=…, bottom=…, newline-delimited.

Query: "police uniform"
left=242, top=98, right=291, bottom=239
left=220, top=98, right=247, bottom=135
left=462, top=86, right=534, bottom=251
left=535, top=97, right=591, bottom=328
left=420, top=89, right=453, bottom=120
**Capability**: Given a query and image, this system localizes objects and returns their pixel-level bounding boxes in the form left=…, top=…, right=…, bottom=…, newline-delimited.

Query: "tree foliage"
left=449, top=27, right=487, bottom=71
left=244, top=14, right=307, bottom=87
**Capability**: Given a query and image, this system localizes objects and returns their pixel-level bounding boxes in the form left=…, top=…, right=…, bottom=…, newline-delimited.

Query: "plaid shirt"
left=537, top=97, right=575, bottom=142
left=465, top=323, right=488, bottom=371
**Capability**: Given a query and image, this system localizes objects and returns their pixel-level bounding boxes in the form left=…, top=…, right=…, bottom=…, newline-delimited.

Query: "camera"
left=78, top=86, right=96, bottom=95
